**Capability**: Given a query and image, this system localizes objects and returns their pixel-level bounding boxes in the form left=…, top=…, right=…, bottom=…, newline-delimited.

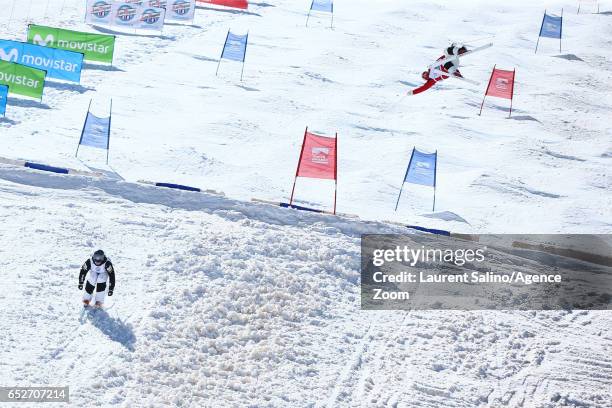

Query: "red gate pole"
left=479, top=65, right=495, bottom=116
left=289, top=127, right=308, bottom=206
left=509, top=69, right=516, bottom=118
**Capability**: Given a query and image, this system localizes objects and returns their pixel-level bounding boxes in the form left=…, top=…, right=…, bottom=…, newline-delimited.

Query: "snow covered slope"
left=0, top=0, right=611, bottom=406
left=0, top=0, right=610, bottom=232
left=0, top=167, right=610, bottom=407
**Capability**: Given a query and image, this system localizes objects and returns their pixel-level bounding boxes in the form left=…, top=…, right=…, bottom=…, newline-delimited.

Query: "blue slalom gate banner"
left=76, top=100, right=112, bottom=164
left=395, top=148, right=438, bottom=212
left=536, top=10, right=563, bottom=53
left=0, top=39, right=84, bottom=83
left=307, top=0, right=334, bottom=27
left=311, top=0, right=332, bottom=12
left=0, top=84, right=7, bottom=117
left=216, top=30, right=248, bottom=80
left=540, top=14, right=562, bottom=38
left=221, top=32, right=248, bottom=62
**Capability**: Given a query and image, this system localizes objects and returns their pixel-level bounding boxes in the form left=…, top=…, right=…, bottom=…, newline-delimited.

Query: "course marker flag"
left=578, top=0, right=599, bottom=14
left=289, top=127, right=338, bottom=214
left=216, top=30, right=248, bottom=80
left=395, top=148, right=437, bottom=212
left=536, top=9, right=563, bottom=53
left=307, top=0, right=334, bottom=28
left=197, top=0, right=248, bottom=10
left=479, top=65, right=516, bottom=118
left=76, top=99, right=112, bottom=164
left=27, top=25, right=116, bottom=64
left=0, top=39, right=84, bottom=83
left=0, top=59, right=46, bottom=100
left=0, top=84, right=7, bottom=116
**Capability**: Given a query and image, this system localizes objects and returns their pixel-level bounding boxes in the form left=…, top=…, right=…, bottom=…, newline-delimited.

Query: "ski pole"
left=381, top=93, right=408, bottom=114
left=463, top=35, right=496, bottom=47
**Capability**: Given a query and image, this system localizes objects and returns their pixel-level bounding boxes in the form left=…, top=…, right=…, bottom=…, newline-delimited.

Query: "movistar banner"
left=0, top=39, right=83, bottom=83
left=0, top=84, right=7, bottom=116
left=0, top=59, right=46, bottom=100
left=27, top=25, right=115, bottom=64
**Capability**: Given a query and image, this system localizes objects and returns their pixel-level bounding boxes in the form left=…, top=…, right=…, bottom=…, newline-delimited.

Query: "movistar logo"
left=32, top=34, right=55, bottom=46
left=0, top=47, right=19, bottom=62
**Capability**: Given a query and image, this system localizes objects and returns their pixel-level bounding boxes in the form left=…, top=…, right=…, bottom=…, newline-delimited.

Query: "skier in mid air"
left=409, top=43, right=469, bottom=95
left=408, top=42, right=492, bottom=95
left=78, top=250, right=115, bottom=308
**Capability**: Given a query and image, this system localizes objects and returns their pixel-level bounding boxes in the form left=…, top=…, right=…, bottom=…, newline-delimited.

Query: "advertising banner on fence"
left=137, top=5, right=166, bottom=30
left=154, top=0, right=196, bottom=22
left=0, top=84, right=7, bottom=116
left=86, top=0, right=166, bottom=31
left=0, top=59, right=46, bottom=100
left=85, top=0, right=113, bottom=25
left=27, top=25, right=115, bottom=64
left=111, top=2, right=166, bottom=30
left=0, top=39, right=84, bottom=83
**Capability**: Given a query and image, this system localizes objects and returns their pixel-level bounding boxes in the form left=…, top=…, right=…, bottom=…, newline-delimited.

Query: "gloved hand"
left=108, top=290, right=113, bottom=296
left=78, top=284, right=83, bottom=290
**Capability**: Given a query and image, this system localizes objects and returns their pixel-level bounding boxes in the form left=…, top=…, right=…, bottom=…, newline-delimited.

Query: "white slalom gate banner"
left=86, top=0, right=166, bottom=31
left=147, top=0, right=195, bottom=23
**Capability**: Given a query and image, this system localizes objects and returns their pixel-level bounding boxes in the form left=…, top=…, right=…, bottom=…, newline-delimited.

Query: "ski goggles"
left=93, top=256, right=105, bottom=265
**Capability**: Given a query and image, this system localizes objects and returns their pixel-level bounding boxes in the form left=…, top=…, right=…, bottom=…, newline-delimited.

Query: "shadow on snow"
left=82, top=308, right=136, bottom=352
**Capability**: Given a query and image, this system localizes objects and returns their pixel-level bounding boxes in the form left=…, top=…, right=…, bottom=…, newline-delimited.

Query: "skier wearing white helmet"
left=409, top=43, right=469, bottom=95
left=78, top=249, right=115, bottom=307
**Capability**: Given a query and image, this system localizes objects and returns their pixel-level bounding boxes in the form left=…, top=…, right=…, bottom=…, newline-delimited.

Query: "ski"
left=430, top=69, right=480, bottom=85
left=428, top=43, right=493, bottom=70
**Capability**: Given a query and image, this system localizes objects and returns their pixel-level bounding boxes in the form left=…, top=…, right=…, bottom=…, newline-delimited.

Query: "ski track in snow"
left=0, top=0, right=611, bottom=407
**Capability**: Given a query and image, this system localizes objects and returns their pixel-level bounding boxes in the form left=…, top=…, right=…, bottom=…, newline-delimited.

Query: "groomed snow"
left=0, top=0, right=610, bottom=232
left=0, top=0, right=611, bottom=406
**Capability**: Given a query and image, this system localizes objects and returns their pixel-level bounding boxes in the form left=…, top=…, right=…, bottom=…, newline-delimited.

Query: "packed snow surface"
left=0, top=0, right=611, bottom=406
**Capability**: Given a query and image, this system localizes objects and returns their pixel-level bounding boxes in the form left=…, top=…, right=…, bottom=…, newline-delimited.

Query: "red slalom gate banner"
left=479, top=65, right=516, bottom=117
left=289, top=127, right=338, bottom=213
left=197, top=0, right=248, bottom=9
